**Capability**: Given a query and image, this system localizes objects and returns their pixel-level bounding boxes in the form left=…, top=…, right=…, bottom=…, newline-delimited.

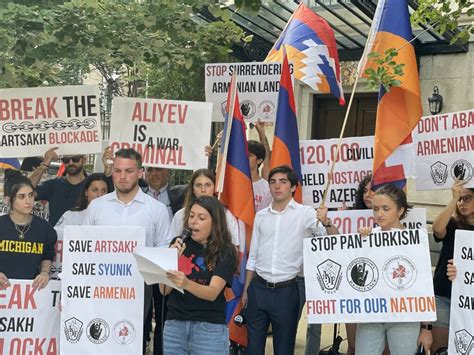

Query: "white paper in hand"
left=133, top=247, right=184, bottom=293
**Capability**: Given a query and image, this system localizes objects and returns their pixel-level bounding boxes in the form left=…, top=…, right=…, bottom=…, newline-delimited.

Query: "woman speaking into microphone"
left=161, top=195, right=237, bottom=354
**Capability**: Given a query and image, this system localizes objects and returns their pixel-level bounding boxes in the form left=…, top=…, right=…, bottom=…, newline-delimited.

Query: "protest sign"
left=413, top=109, right=474, bottom=190
left=60, top=226, right=145, bottom=354
left=205, top=62, right=293, bottom=122
left=303, top=229, right=436, bottom=324
left=448, top=230, right=474, bottom=355
left=327, top=208, right=426, bottom=235
left=0, top=85, right=102, bottom=157
left=300, top=136, right=373, bottom=208
left=109, top=97, right=212, bottom=170
left=0, top=279, right=60, bottom=354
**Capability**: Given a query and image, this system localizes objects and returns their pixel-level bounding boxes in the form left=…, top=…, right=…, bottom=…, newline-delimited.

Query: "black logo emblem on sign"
left=454, top=329, right=473, bottom=354
left=86, top=318, right=110, bottom=344
left=240, top=100, right=256, bottom=120
left=383, top=256, right=417, bottom=291
left=451, top=159, right=473, bottom=183
left=316, top=259, right=342, bottom=293
left=430, top=161, right=448, bottom=186
left=346, top=257, right=379, bottom=292
left=64, top=317, right=83, bottom=343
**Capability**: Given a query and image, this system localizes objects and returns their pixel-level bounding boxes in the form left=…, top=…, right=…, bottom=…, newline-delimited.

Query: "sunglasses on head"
left=61, top=156, right=81, bottom=164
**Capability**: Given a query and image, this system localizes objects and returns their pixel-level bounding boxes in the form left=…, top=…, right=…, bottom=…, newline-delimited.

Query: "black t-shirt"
left=433, top=218, right=474, bottom=298
left=36, top=177, right=86, bottom=226
left=166, top=238, right=236, bottom=324
left=0, top=215, right=57, bottom=279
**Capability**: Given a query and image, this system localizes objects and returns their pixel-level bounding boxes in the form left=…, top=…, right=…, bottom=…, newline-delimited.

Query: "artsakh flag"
left=216, top=75, right=255, bottom=347
left=0, top=158, right=20, bottom=170
left=265, top=2, right=345, bottom=105
left=360, top=0, right=421, bottom=189
left=270, top=52, right=303, bottom=203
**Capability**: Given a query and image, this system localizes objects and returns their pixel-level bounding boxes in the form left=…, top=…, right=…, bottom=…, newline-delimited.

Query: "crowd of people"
left=0, top=124, right=473, bottom=355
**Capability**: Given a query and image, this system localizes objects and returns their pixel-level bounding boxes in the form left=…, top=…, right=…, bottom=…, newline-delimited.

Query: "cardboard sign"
left=109, top=97, right=212, bottom=170
left=413, top=109, right=474, bottom=190
left=0, top=85, right=102, bottom=157
left=304, top=229, right=436, bottom=324
left=60, top=226, right=145, bottom=354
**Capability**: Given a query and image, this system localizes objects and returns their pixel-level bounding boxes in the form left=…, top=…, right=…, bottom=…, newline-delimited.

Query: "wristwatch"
left=420, top=324, right=432, bottom=330
left=322, top=218, right=332, bottom=228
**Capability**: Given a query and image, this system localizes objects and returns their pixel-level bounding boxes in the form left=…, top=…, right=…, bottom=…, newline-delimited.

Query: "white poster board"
left=327, top=208, right=427, bottom=235
left=109, top=97, right=212, bottom=170
left=300, top=136, right=373, bottom=208
left=0, top=85, right=102, bottom=157
left=205, top=62, right=293, bottom=122
left=0, top=280, right=61, bottom=354
left=304, top=229, right=436, bottom=324
left=60, top=226, right=145, bottom=354
left=448, top=230, right=474, bottom=355
left=413, top=109, right=474, bottom=190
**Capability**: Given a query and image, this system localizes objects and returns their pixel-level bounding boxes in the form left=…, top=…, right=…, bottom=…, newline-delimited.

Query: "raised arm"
left=29, top=147, right=59, bottom=187
left=432, top=180, right=465, bottom=239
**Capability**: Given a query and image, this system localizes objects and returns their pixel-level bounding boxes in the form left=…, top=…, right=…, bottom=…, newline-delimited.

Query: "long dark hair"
left=183, top=169, right=216, bottom=222
left=374, top=184, right=412, bottom=220
left=353, top=174, right=372, bottom=209
left=72, top=173, right=111, bottom=211
left=4, top=169, right=35, bottom=205
left=454, top=187, right=474, bottom=228
left=184, top=196, right=237, bottom=271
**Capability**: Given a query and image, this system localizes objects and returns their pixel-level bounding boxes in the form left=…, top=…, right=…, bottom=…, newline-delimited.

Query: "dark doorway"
left=311, top=94, right=378, bottom=139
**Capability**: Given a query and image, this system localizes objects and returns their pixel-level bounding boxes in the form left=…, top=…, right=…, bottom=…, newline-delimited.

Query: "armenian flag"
left=265, top=2, right=345, bottom=105
left=270, top=52, right=303, bottom=203
left=361, top=0, right=421, bottom=188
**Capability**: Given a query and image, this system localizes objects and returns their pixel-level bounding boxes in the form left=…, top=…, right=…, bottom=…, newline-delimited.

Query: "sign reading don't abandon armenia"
left=303, top=229, right=436, bottom=324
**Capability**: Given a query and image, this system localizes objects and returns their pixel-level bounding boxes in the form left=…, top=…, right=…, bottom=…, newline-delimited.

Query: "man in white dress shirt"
left=242, top=165, right=338, bottom=354
left=85, top=148, right=171, bottom=354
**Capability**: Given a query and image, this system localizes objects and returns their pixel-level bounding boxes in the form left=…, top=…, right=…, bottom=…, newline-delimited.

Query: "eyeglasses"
left=61, top=156, right=81, bottom=164
left=458, top=195, right=473, bottom=203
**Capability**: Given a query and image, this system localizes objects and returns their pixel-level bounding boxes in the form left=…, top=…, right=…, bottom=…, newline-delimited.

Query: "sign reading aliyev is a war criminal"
left=413, top=109, right=473, bottom=190
left=0, top=85, right=102, bottom=157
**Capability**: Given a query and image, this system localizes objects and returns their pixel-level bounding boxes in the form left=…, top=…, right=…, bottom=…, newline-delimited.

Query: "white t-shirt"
left=253, top=178, right=272, bottom=212
left=171, top=207, right=240, bottom=246
left=55, top=209, right=88, bottom=227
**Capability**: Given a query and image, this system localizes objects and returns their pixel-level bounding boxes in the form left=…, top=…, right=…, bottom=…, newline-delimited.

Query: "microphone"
left=179, top=228, right=192, bottom=243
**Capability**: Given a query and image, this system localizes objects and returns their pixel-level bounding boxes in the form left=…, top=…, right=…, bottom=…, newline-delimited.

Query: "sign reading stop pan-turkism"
left=0, top=85, right=102, bottom=157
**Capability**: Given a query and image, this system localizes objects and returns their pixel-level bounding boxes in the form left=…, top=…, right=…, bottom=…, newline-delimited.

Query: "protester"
left=357, top=184, right=432, bottom=355
left=84, top=148, right=171, bottom=355
left=242, top=165, right=337, bottom=355
left=431, top=181, right=474, bottom=352
left=161, top=195, right=238, bottom=354
left=248, top=140, right=272, bottom=212
left=170, top=169, right=239, bottom=246
left=55, top=173, right=110, bottom=227
left=29, top=147, right=87, bottom=226
left=0, top=170, right=57, bottom=290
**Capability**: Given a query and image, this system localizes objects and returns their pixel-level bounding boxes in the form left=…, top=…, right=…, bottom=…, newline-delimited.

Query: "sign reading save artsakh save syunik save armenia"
left=303, top=229, right=436, bottom=324
left=109, top=97, right=212, bottom=170
left=0, top=85, right=102, bottom=157
left=413, top=109, right=473, bottom=190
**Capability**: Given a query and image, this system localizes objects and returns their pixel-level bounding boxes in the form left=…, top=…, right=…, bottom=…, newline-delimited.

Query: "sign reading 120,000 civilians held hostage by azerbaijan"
left=205, top=62, right=293, bottom=122
left=61, top=226, right=145, bottom=355
left=413, top=109, right=474, bottom=190
left=303, top=229, right=436, bottom=324
left=448, top=230, right=474, bottom=355
left=0, top=85, right=102, bottom=157
left=109, top=97, right=212, bottom=171
left=0, top=280, right=60, bottom=354
left=300, top=136, right=373, bottom=208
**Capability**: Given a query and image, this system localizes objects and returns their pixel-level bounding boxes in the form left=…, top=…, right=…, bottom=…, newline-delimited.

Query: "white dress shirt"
left=171, top=207, right=240, bottom=246
left=247, top=199, right=326, bottom=283
left=85, top=188, right=172, bottom=247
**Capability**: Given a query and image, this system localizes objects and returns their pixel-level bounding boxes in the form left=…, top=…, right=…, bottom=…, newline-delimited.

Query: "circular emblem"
left=451, top=159, right=472, bottom=182
left=63, top=317, right=84, bottom=344
left=240, top=100, right=256, bottom=120
left=113, top=320, right=136, bottom=345
left=346, top=257, right=379, bottom=292
left=258, top=100, right=275, bottom=120
left=383, top=255, right=417, bottom=290
left=86, top=318, right=110, bottom=344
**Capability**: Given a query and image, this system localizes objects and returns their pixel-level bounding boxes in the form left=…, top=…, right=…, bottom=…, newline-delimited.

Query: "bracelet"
left=322, top=219, right=332, bottom=228
left=40, top=270, right=50, bottom=275
left=41, top=162, right=50, bottom=168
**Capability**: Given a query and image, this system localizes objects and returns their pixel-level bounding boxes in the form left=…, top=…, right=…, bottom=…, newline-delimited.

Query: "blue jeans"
left=163, top=319, right=229, bottom=355
left=434, top=295, right=450, bottom=328
left=355, top=322, right=420, bottom=355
